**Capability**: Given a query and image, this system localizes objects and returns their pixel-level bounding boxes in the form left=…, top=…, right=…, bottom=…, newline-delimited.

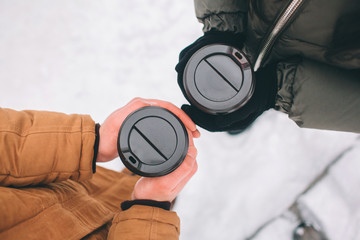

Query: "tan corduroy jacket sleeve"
left=0, top=108, right=95, bottom=187
left=0, top=108, right=180, bottom=240
left=108, top=205, right=180, bottom=240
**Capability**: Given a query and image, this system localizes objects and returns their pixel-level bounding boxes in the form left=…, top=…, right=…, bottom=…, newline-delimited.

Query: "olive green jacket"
left=194, top=0, right=360, bottom=132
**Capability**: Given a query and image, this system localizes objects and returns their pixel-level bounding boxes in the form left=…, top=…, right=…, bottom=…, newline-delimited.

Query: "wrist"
left=95, top=123, right=118, bottom=163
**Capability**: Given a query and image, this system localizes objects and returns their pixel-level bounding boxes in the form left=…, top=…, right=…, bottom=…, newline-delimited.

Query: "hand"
left=176, top=31, right=278, bottom=132
left=175, top=31, right=245, bottom=99
left=132, top=129, right=198, bottom=202
left=181, top=64, right=278, bottom=132
left=96, top=97, right=200, bottom=162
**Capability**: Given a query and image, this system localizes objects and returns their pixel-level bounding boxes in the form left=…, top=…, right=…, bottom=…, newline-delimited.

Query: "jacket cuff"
left=194, top=0, right=248, bottom=34
left=109, top=205, right=180, bottom=239
left=274, top=60, right=299, bottom=114
left=77, top=115, right=96, bottom=181
left=121, top=200, right=171, bottom=211
left=92, top=123, right=100, bottom=173
left=199, top=12, right=247, bottom=34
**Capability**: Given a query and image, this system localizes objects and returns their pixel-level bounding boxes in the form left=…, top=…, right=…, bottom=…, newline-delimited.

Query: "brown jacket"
left=0, top=108, right=180, bottom=239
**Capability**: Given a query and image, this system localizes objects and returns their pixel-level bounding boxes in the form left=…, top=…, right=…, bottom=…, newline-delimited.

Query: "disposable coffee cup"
left=183, top=44, right=255, bottom=114
left=117, top=106, right=189, bottom=177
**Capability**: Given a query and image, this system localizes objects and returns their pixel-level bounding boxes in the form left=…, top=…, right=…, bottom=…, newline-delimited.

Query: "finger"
left=146, top=99, right=198, bottom=133
left=127, top=97, right=145, bottom=104
left=186, top=145, right=197, bottom=159
left=151, top=145, right=197, bottom=188
left=132, top=146, right=197, bottom=201
left=127, top=97, right=158, bottom=106
left=125, top=98, right=152, bottom=114
left=192, top=129, right=201, bottom=138
left=170, top=160, right=198, bottom=194
left=140, top=99, right=199, bottom=137
left=187, top=128, right=194, bottom=147
left=108, top=98, right=151, bottom=121
left=166, top=145, right=197, bottom=184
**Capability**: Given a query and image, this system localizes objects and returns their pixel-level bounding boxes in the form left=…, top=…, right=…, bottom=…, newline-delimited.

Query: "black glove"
left=175, top=31, right=278, bottom=132
left=175, top=31, right=245, bottom=96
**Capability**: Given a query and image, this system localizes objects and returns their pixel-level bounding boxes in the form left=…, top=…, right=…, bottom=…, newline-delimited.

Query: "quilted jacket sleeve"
left=194, top=0, right=249, bottom=33
left=275, top=58, right=360, bottom=133
left=107, top=205, right=180, bottom=240
left=0, top=108, right=95, bottom=187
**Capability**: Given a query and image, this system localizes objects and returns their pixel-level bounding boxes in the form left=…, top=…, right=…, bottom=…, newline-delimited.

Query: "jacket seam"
left=112, top=216, right=177, bottom=227
left=149, top=207, right=154, bottom=240
left=196, top=10, right=245, bottom=21
left=79, top=116, right=84, bottom=182
left=0, top=129, right=94, bottom=137
left=0, top=191, right=112, bottom=235
left=0, top=170, right=91, bottom=179
left=87, top=177, right=138, bottom=199
left=281, top=36, right=329, bottom=49
left=288, top=63, right=299, bottom=112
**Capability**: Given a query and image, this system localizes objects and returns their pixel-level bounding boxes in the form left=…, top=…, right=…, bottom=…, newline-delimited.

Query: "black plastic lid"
left=117, top=106, right=189, bottom=177
left=183, top=44, right=255, bottom=114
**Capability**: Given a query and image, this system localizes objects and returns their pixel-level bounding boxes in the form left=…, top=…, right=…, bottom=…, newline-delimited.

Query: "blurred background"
left=1, top=1, right=359, bottom=239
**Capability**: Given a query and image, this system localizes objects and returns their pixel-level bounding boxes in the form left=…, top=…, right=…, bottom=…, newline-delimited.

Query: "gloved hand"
left=175, top=31, right=245, bottom=97
left=176, top=31, right=278, bottom=132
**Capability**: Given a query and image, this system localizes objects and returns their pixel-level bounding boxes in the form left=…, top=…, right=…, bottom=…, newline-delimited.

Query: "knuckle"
left=182, top=157, right=195, bottom=173
left=182, top=162, right=192, bottom=172
left=193, top=161, right=198, bottom=173
left=157, top=181, right=171, bottom=192
left=132, top=97, right=145, bottom=104
left=187, top=146, right=197, bottom=158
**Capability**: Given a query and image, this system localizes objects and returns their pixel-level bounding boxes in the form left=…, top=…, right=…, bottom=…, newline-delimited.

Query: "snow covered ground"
left=1, top=1, right=359, bottom=239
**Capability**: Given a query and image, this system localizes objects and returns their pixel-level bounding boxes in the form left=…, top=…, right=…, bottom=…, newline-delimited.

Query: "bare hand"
left=96, top=97, right=200, bottom=163
left=132, top=128, right=198, bottom=202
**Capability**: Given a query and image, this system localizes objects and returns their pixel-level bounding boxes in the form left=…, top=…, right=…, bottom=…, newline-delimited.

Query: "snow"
left=0, top=1, right=359, bottom=239
left=175, top=111, right=359, bottom=240
left=252, top=212, right=299, bottom=240
left=297, top=142, right=360, bottom=240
